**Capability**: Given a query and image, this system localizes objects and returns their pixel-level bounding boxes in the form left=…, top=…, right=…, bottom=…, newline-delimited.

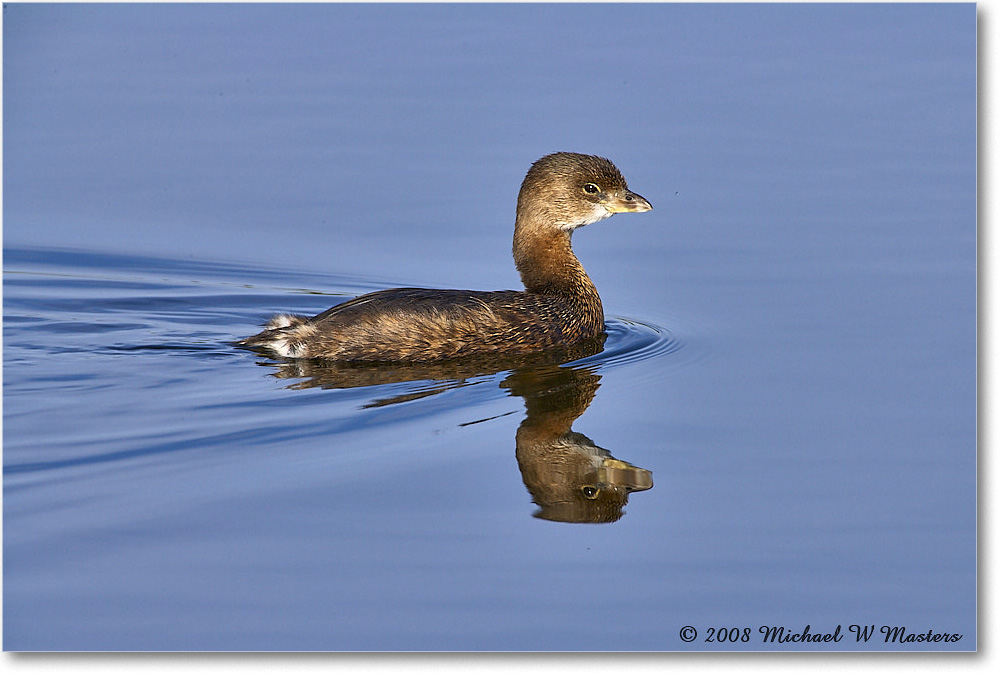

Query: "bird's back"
left=240, top=287, right=604, bottom=361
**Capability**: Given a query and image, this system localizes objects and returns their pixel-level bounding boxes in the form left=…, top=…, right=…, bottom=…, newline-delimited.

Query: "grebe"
left=240, top=152, right=652, bottom=362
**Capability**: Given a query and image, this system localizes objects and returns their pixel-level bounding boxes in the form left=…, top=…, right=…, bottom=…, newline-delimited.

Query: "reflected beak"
left=608, top=190, right=653, bottom=214
left=598, top=457, right=654, bottom=492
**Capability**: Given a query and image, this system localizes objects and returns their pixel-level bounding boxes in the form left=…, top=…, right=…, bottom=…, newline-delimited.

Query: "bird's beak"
left=607, top=190, right=653, bottom=213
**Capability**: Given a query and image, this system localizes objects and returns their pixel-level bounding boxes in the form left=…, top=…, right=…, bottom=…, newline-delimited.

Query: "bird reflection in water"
left=248, top=336, right=652, bottom=523
left=503, top=364, right=652, bottom=523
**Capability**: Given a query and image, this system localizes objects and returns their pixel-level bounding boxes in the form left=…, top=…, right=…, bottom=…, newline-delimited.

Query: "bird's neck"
left=512, top=217, right=601, bottom=308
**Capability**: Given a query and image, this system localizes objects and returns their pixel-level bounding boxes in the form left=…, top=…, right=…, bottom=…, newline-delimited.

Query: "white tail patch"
left=265, top=322, right=318, bottom=358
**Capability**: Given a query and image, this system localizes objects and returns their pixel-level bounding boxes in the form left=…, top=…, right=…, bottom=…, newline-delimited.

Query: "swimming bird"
left=239, top=152, right=652, bottom=362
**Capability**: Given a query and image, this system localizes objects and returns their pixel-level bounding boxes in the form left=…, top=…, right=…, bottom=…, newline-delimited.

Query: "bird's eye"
left=581, top=485, right=600, bottom=499
left=582, top=183, right=600, bottom=194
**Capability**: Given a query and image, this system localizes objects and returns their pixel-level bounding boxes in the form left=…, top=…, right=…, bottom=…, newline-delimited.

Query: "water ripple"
left=581, top=317, right=682, bottom=368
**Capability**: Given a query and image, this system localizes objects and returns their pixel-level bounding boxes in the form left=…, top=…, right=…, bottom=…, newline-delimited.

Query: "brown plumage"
left=239, top=152, right=652, bottom=362
left=507, top=366, right=653, bottom=523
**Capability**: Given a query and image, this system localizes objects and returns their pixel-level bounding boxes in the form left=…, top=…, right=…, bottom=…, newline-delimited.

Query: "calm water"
left=3, top=3, right=976, bottom=651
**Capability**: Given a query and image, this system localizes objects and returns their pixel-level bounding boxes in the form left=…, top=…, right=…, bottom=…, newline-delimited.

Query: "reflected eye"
left=582, top=183, right=600, bottom=194
left=581, top=485, right=600, bottom=499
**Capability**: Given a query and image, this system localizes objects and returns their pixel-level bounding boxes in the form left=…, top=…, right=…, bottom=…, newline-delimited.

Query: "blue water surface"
left=2, top=3, right=976, bottom=651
